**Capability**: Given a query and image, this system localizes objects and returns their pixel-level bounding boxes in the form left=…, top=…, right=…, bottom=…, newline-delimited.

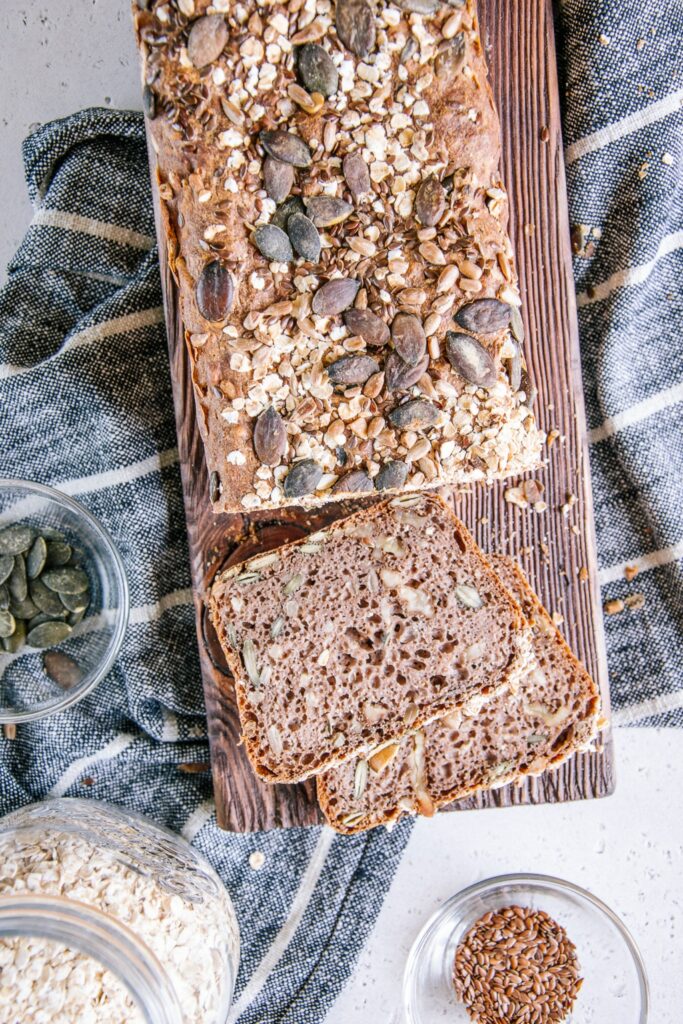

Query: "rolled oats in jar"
left=0, top=799, right=239, bottom=1023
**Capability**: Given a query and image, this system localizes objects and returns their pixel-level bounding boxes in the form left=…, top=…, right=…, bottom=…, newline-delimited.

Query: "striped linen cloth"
left=556, top=0, right=683, bottom=725
left=0, top=2, right=680, bottom=1019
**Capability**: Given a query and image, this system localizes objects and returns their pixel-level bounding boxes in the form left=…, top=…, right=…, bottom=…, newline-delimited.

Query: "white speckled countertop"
left=1, top=3, right=681, bottom=1021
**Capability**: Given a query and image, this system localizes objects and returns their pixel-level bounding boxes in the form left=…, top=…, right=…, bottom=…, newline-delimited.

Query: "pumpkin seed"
left=59, top=589, right=90, bottom=614
left=26, top=620, right=72, bottom=649
left=0, top=524, right=33, bottom=556
left=196, top=261, right=234, bottom=321
left=26, top=537, right=47, bottom=579
left=31, top=577, right=68, bottom=616
left=0, top=555, right=13, bottom=585
left=415, top=176, right=446, bottom=227
left=304, top=196, right=353, bottom=227
left=29, top=611, right=68, bottom=629
left=434, top=33, right=466, bottom=77
left=397, top=0, right=441, bottom=13
left=336, top=0, right=376, bottom=57
left=312, top=277, right=360, bottom=316
left=287, top=212, right=321, bottom=261
left=9, top=596, right=39, bottom=620
left=354, top=759, right=368, bottom=800
left=445, top=332, right=497, bottom=388
left=2, top=618, right=26, bottom=653
left=327, top=354, right=379, bottom=385
left=235, top=571, right=261, bottom=585
left=388, top=399, right=439, bottom=430
left=41, top=527, right=66, bottom=541
left=259, top=129, right=312, bottom=168
left=297, top=43, right=339, bottom=97
left=45, top=541, right=72, bottom=568
left=248, top=553, right=279, bottom=572
left=0, top=584, right=8, bottom=610
left=0, top=610, right=16, bottom=638
left=454, top=584, right=484, bottom=609
left=263, top=157, right=295, bottom=204
left=510, top=304, right=525, bottom=343
left=384, top=351, right=430, bottom=391
left=253, top=224, right=293, bottom=263
left=331, top=469, right=374, bottom=494
left=391, top=313, right=426, bottom=366
left=142, top=85, right=157, bottom=120
left=375, top=461, right=409, bottom=491
left=520, top=368, right=537, bottom=407
left=9, top=556, right=27, bottom=603
left=187, top=14, right=228, bottom=68
left=209, top=471, right=221, bottom=504
left=453, top=298, right=511, bottom=334
left=43, top=650, right=83, bottom=689
left=254, top=406, right=287, bottom=466
left=42, top=567, right=89, bottom=595
left=283, top=573, right=305, bottom=596
left=242, top=639, right=261, bottom=685
left=343, top=308, right=389, bottom=347
left=271, top=195, right=305, bottom=231
left=284, top=460, right=322, bottom=498
left=342, top=811, right=366, bottom=827
left=342, top=151, right=371, bottom=200
left=226, top=624, right=239, bottom=651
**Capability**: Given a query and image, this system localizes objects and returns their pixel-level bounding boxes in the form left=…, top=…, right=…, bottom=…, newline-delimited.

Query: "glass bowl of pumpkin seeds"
left=0, top=479, right=129, bottom=723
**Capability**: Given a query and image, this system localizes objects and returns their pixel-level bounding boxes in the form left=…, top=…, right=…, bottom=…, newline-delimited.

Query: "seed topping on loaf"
left=134, top=0, right=544, bottom=512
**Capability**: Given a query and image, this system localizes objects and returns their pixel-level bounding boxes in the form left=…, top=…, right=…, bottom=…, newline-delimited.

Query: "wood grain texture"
left=148, top=0, right=614, bottom=832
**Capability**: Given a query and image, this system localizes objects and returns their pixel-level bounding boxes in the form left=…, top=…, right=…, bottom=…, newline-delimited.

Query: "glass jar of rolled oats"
left=0, top=798, right=240, bottom=1023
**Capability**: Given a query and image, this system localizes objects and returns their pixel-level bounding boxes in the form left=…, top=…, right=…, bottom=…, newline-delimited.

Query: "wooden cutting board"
left=148, top=0, right=614, bottom=831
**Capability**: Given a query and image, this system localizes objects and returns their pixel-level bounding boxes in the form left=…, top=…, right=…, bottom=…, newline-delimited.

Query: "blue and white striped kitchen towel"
left=0, top=2, right=681, bottom=1021
left=556, top=0, right=683, bottom=725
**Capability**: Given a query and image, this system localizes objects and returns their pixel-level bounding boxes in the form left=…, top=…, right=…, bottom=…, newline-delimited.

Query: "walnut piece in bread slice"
left=317, top=555, right=601, bottom=833
left=209, top=494, right=533, bottom=783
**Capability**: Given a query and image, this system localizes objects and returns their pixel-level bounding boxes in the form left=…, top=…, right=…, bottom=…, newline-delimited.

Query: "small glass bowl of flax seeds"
left=403, top=874, right=649, bottom=1024
left=0, top=479, right=129, bottom=724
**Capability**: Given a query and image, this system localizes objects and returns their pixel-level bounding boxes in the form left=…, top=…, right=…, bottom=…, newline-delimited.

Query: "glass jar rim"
left=0, top=893, right=184, bottom=1024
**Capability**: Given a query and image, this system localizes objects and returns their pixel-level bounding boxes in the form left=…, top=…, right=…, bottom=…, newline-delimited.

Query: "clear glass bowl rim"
left=0, top=797, right=240, bottom=1023
left=0, top=477, right=130, bottom=724
left=403, top=871, right=649, bottom=1023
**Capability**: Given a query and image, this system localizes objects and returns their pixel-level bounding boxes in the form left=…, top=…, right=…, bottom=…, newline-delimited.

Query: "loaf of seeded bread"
left=317, top=555, right=602, bottom=833
left=209, top=494, right=533, bottom=782
left=133, top=0, right=543, bottom=514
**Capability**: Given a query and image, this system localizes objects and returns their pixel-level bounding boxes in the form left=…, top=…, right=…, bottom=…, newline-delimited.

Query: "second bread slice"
left=209, top=494, right=531, bottom=783
left=316, top=556, right=601, bottom=832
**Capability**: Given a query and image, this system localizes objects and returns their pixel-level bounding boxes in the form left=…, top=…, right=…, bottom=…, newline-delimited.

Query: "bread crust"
left=133, top=0, right=543, bottom=513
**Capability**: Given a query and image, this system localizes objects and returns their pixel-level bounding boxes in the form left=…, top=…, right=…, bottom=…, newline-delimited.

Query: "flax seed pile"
left=453, top=905, right=583, bottom=1024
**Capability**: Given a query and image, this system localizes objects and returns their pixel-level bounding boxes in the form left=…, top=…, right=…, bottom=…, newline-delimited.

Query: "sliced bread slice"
left=209, top=495, right=532, bottom=784
left=317, top=555, right=601, bottom=833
